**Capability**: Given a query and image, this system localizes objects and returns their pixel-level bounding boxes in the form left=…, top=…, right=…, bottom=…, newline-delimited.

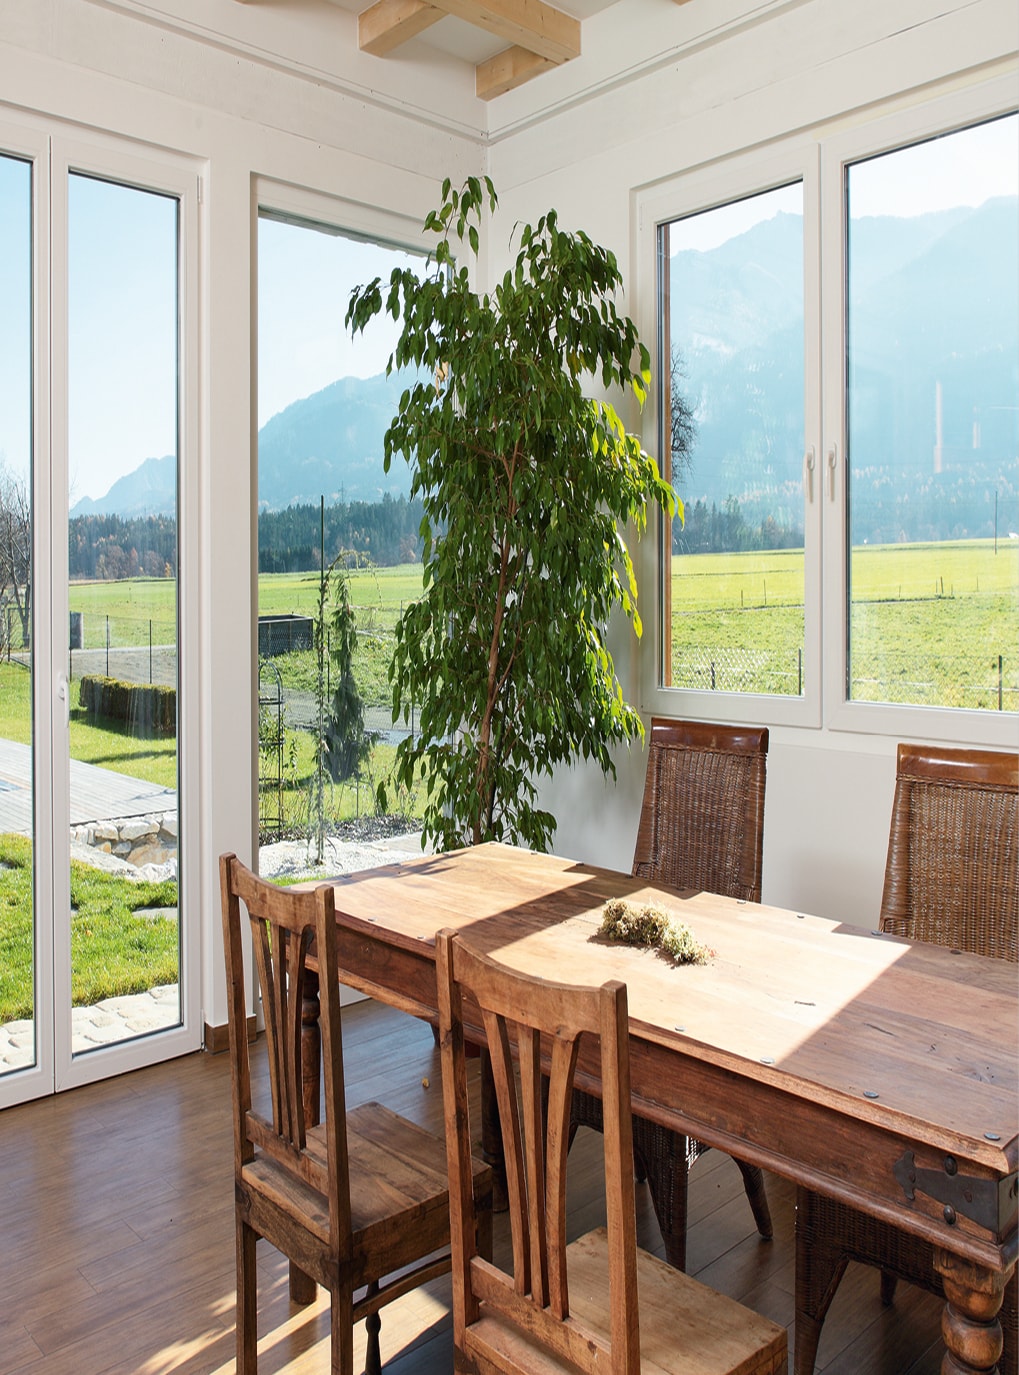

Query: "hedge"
left=78, top=674, right=176, bottom=737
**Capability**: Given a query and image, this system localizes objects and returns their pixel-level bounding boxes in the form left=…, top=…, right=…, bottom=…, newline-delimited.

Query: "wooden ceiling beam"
left=476, top=44, right=558, bottom=99
left=359, top=0, right=444, bottom=56
left=428, top=0, right=579, bottom=64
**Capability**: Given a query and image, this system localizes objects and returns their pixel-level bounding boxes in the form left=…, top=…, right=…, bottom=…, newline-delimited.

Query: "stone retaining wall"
left=71, top=812, right=177, bottom=868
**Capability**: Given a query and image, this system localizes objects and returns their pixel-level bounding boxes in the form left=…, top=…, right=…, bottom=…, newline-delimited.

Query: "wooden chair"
left=568, top=717, right=773, bottom=1270
left=794, top=743, right=1019, bottom=1375
left=219, top=853, right=493, bottom=1375
left=435, top=927, right=788, bottom=1375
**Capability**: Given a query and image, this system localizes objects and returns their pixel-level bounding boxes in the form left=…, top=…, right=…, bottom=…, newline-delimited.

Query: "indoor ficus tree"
left=346, top=176, right=677, bottom=853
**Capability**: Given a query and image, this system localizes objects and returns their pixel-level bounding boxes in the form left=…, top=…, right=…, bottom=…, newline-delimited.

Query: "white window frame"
left=635, top=140, right=822, bottom=730
left=52, top=132, right=203, bottom=1091
left=636, top=75, right=1018, bottom=749
left=820, top=76, right=1019, bottom=748
left=0, top=117, right=54, bottom=1111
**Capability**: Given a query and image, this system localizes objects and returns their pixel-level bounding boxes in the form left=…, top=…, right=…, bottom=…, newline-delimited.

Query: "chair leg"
left=330, top=1286, right=355, bottom=1375
left=794, top=1189, right=850, bottom=1375
left=735, top=1158, right=773, bottom=1239
left=879, top=1269, right=898, bottom=1306
left=631, top=1119, right=691, bottom=1272
left=236, top=1216, right=259, bottom=1375
left=363, top=1280, right=382, bottom=1375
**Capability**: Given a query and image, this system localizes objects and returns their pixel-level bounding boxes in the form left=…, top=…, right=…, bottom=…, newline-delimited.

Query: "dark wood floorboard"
left=0, top=998, right=945, bottom=1374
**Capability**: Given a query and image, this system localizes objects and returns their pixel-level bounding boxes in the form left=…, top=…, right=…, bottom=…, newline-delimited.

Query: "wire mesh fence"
left=670, top=643, right=1018, bottom=711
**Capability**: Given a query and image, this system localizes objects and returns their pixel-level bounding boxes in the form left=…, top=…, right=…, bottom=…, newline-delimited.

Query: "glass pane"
left=256, top=213, right=429, bottom=880
left=662, top=184, right=805, bottom=696
left=0, top=154, right=35, bottom=1075
left=846, top=114, right=1019, bottom=710
left=67, top=174, right=180, bottom=1053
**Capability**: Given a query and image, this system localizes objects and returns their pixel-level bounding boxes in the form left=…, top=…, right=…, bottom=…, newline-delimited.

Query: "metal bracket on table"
left=893, top=1150, right=1019, bottom=1233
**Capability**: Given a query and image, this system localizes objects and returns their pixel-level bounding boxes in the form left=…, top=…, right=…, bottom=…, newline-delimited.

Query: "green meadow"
left=4, top=541, right=1014, bottom=817
left=668, top=538, right=1018, bottom=709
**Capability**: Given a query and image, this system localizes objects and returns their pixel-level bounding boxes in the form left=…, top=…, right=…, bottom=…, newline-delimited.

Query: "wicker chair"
left=568, top=717, right=773, bottom=1270
left=794, top=742, right=1019, bottom=1375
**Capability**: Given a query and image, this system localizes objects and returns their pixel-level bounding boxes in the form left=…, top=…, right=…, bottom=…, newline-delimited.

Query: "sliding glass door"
left=0, top=148, right=39, bottom=1088
left=0, top=132, right=199, bottom=1106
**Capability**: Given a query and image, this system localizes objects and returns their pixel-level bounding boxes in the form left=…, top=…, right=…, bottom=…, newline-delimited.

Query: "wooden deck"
left=0, top=738, right=176, bottom=836
left=0, top=998, right=946, bottom=1375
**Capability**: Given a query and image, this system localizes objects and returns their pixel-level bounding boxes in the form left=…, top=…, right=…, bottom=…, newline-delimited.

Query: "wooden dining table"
left=298, top=841, right=1018, bottom=1373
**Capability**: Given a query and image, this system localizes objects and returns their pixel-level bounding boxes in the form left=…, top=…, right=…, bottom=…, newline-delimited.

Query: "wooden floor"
left=0, top=998, right=945, bottom=1375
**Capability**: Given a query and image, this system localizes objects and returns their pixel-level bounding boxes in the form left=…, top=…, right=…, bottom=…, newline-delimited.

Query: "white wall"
left=487, top=0, right=1019, bottom=925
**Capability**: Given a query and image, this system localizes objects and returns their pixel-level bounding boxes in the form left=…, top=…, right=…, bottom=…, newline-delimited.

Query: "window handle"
left=56, top=673, right=70, bottom=728
left=827, top=444, right=838, bottom=501
left=804, top=447, right=816, bottom=502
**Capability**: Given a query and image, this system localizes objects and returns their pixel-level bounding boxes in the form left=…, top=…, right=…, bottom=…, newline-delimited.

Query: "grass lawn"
left=68, top=577, right=177, bottom=650
left=668, top=539, right=1018, bottom=706
left=257, top=564, right=424, bottom=632
left=259, top=731, right=424, bottom=838
left=0, top=832, right=179, bottom=1023
left=0, top=662, right=178, bottom=789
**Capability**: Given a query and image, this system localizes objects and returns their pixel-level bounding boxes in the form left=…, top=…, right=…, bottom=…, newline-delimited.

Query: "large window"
left=845, top=117, right=1018, bottom=711
left=0, top=127, right=199, bottom=1108
left=661, top=183, right=805, bottom=698
left=646, top=89, right=1017, bottom=737
left=255, top=200, right=429, bottom=876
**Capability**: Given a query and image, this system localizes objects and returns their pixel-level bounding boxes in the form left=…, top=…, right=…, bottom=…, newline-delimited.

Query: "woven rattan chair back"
left=633, top=718, right=769, bottom=903
left=880, top=742, right=1018, bottom=958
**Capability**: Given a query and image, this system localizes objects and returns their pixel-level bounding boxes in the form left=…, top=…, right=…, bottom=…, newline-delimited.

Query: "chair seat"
left=244, top=1099, right=488, bottom=1279
left=464, top=1228, right=787, bottom=1375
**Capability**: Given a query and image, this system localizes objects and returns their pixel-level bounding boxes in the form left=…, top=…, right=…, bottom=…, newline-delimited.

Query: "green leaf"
left=343, top=175, right=669, bottom=852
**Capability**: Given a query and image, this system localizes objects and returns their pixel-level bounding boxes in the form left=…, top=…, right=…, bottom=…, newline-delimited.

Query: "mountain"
left=256, top=371, right=419, bottom=510
left=70, top=370, right=420, bottom=520
left=71, top=199, right=1017, bottom=545
left=70, top=453, right=176, bottom=519
left=669, top=198, right=1019, bottom=539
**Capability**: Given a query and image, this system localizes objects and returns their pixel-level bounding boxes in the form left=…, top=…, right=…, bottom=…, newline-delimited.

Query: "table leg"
left=935, top=1248, right=1005, bottom=1374
left=289, top=968, right=321, bottom=1305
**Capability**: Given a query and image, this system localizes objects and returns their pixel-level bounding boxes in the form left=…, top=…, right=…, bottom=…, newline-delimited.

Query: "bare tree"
left=668, top=346, right=697, bottom=487
left=0, top=462, right=31, bottom=652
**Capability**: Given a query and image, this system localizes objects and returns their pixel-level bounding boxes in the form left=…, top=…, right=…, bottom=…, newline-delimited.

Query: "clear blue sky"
left=669, top=112, right=1017, bottom=251
left=257, top=217, right=427, bottom=431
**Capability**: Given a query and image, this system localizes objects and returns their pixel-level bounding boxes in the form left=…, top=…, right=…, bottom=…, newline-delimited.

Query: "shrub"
left=78, top=674, right=176, bottom=737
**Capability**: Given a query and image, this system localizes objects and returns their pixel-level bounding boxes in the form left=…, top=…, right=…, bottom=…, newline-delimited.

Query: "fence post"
left=999, top=654, right=1004, bottom=711
left=149, top=620, right=153, bottom=684
left=710, top=661, right=716, bottom=691
left=798, top=648, right=803, bottom=697
left=106, top=615, right=110, bottom=677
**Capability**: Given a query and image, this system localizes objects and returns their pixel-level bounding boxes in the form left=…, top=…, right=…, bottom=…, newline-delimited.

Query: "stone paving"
left=0, top=984, right=182, bottom=1071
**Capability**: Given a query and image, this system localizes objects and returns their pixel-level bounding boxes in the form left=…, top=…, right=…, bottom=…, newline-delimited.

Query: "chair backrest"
left=219, top=853, right=351, bottom=1253
left=632, top=717, right=769, bottom=902
left=879, top=743, right=1018, bottom=962
left=436, top=929, right=640, bottom=1375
